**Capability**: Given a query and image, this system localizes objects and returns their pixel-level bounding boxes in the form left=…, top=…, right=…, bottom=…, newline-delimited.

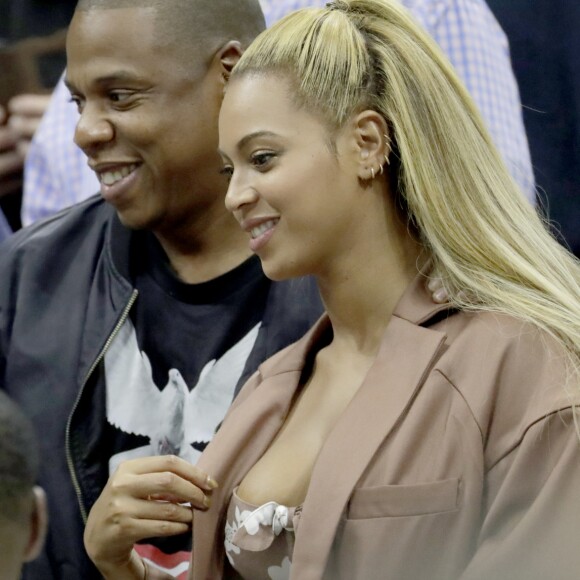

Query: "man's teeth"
left=250, top=220, right=278, bottom=239
left=99, top=164, right=138, bottom=186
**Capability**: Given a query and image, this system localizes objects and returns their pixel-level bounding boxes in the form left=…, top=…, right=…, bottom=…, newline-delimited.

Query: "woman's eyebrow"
left=236, top=130, right=280, bottom=151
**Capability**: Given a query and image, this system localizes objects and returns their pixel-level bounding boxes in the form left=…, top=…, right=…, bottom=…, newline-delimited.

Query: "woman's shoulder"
left=432, top=309, right=579, bottom=463
left=435, top=308, right=569, bottom=370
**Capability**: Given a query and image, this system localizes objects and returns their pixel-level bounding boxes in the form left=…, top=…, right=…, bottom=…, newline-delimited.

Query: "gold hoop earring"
left=371, top=167, right=375, bottom=180
left=384, top=154, right=390, bottom=166
left=378, top=164, right=384, bottom=175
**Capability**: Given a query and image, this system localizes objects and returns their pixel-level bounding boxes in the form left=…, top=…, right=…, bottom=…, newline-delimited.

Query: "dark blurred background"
left=487, top=0, right=580, bottom=256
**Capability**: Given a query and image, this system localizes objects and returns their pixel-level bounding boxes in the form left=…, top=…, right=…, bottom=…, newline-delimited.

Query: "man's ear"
left=218, top=40, right=244, bottom=83
left=23, top=487, right=48, bottom=563
left=352, top=110, right=391, bottom=181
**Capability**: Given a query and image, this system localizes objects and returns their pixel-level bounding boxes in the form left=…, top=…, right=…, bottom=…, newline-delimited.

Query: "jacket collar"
left=393, top=266, right=453, bottom=325
left=106, top=208, right=139, bottom=286
left=255, top=267, right=454, bottom=379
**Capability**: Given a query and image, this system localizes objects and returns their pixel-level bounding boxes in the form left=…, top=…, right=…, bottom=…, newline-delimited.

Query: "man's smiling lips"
left=89, top=162, right=141, bottom=203
left=98, top=163, right=140, bottom=186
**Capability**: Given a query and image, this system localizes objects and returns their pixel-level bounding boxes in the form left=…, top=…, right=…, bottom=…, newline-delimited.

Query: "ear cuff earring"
left=365, top=132, right=391, bottom=179
left=383, top=134, right=391, bottom=166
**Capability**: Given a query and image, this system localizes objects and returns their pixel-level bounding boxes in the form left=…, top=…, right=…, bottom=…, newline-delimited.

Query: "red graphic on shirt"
left=134, top=544, right=191, bottom=579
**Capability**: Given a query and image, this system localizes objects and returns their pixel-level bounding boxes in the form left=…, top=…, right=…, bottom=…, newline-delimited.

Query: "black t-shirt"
left=102, top=233, right=270, bottom=560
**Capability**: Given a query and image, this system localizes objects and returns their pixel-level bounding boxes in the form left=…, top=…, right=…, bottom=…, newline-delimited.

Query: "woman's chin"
left=261, top=259, right=305, bottom=282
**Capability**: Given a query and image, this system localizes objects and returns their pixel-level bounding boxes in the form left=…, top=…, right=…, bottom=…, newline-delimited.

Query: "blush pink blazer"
left=191, top=274, right=580, bottom=579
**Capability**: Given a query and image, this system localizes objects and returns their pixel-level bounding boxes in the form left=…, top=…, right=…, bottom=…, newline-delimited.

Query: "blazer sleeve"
left=460, top=407, right=580, bottom=580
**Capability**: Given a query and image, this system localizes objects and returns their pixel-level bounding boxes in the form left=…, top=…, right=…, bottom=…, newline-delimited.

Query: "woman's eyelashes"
left=220, top=150, right=278, bottom=180
left=250, top=150, right=276, bottom=170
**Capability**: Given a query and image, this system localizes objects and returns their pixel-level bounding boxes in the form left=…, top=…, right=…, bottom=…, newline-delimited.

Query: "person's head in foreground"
left=0, top=391, right=47, bottom=580
left=219, top=0, right=580, bottom=366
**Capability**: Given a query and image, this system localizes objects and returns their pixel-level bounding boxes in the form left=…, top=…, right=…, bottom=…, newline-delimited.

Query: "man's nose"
left=74, top=104, right=114, bottom=153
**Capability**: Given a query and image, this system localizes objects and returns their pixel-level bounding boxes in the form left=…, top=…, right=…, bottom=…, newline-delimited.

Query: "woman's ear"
left=23, top=486, right=48, bottom=563
left=352, top=110, right=391, bottom=181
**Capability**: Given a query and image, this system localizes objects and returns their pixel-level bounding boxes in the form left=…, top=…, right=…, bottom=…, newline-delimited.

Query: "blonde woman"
left=83, top=1, right=580, bottom=579
left=188, top=1, right=580, bottom=578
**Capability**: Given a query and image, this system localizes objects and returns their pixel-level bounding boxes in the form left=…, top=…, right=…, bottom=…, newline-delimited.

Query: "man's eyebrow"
left=64, top=71, right=144, bottom=92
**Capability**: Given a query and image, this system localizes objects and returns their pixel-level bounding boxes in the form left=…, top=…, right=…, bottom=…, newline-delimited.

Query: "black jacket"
left=0, top=196, right=323, bottom=579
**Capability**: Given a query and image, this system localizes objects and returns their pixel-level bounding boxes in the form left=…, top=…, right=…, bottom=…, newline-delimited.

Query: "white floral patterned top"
left=224, top=487, right=302, bottom=580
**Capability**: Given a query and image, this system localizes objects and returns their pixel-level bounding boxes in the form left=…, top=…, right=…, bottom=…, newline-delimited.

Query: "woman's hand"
left=83, top=455, right=218, bottom=579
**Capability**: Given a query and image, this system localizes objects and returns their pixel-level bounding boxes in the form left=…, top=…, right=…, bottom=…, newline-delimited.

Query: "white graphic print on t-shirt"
left=104, top=319, right=260, bottom=474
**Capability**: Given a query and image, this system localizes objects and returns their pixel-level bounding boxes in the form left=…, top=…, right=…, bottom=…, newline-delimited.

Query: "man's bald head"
left=75, top=0, right=266, bottom=69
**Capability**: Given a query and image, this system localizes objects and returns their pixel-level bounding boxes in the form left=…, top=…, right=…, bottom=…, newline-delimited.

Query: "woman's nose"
left=224, top=174, right=259, bottom=214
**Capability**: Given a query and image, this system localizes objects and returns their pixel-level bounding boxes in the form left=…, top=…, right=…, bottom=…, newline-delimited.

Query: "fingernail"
left=203, top=495, right=212, bottom=509
left=205, top=475, right=219, bottom=490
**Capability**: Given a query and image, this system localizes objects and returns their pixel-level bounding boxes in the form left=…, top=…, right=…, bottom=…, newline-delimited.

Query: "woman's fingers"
left=117, top=455, right=218, bottom=492
left=84, top=454, right=215, bottom=572
left=99, top=498, right=192, bottom=539
left=137, top=497, right=194, bottom=524
left=102, top=493, right=194, bottom=527
left=122, top=471, right=210, bottom=509
left=109, top=455, right=217, bottom=510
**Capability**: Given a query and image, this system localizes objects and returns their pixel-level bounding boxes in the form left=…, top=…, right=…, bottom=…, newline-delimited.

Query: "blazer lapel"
left=192, top=318, right=330, bottom=579
left=290, top=316, right=447, bottom=580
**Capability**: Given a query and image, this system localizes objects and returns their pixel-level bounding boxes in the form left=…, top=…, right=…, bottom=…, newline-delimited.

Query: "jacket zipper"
left=65, top=289, right=139, bottom=523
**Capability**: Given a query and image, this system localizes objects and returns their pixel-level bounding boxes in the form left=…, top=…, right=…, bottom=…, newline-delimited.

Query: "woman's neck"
left=317, top=208, right=423, bottom=358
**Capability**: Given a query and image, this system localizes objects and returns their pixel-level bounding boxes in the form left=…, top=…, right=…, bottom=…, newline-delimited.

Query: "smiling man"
left=0, top=1, right=322, bottom=578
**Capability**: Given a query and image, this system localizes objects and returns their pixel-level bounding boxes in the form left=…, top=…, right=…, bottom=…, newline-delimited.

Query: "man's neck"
left=154, top=219, right=253, bottom=285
